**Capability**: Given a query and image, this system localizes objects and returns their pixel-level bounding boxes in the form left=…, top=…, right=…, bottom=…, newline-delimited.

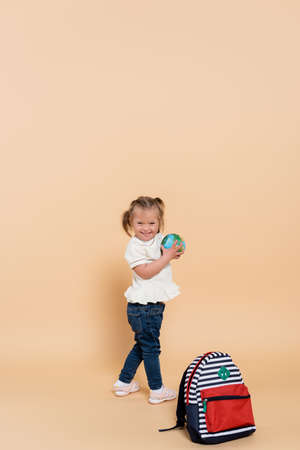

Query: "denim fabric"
left=119, top=302, right=165, bottom=390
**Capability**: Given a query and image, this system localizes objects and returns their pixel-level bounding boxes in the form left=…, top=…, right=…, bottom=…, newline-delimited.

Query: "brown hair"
left=122, top=196, right=165, bottom=237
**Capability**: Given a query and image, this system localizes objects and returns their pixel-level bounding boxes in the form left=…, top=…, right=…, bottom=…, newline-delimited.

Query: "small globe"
left=161, top=233, right=186, bottom=252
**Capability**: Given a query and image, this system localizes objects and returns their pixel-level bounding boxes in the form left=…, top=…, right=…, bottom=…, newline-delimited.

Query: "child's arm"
left=133, top=241, right=184, bottom=280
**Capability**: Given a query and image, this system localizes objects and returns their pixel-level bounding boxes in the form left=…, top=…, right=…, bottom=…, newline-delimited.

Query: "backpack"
left=160, top=351, right=256, bottom=444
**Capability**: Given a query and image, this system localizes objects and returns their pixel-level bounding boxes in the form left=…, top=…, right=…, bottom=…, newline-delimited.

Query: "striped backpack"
left=160, top=352, right=256, bottom=444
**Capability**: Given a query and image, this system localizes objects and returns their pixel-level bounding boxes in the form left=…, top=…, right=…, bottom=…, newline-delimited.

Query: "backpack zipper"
left=186, top=352, right=213, bottom=405
left=203, top=395, right=251, bottom=413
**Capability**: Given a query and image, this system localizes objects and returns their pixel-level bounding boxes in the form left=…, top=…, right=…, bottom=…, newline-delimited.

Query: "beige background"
left=1, top=1, right=299, bottom=449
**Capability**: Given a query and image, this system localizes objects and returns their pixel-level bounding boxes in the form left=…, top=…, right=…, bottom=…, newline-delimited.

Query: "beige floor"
left=1, top=359, right=299, bottom=450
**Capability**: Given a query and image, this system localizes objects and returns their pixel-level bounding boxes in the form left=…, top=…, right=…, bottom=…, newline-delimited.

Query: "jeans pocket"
left=127, top=312, right=143, bottom=333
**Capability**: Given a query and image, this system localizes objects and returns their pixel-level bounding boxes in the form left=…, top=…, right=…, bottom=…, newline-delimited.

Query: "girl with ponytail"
left=113, top=196, right=185, bottom=404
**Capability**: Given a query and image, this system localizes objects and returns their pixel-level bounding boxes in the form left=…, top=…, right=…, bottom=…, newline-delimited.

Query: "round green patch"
left=218, top=366, right=231, bottom=380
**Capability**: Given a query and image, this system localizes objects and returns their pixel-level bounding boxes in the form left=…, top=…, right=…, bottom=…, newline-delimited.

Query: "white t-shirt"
left=124, top=232, right=180, bottom=304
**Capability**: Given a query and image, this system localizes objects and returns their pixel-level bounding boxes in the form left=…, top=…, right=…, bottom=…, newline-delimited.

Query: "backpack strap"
left=158, top=368, right=188, bottom=432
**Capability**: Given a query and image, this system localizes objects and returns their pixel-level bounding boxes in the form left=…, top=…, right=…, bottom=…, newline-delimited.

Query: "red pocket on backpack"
left=201, top=384, right=255, bottom=433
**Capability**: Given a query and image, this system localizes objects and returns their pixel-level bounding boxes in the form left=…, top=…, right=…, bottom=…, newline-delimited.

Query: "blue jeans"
left=119, top=302, right=165, bottom=390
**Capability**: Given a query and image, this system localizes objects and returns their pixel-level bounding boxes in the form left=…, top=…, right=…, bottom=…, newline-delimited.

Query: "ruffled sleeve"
left=125, top=240, right=148, bottom=269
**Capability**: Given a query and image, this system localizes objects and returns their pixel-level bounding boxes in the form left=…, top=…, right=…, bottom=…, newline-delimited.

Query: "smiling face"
left=131, top=206, right=160, bottom=241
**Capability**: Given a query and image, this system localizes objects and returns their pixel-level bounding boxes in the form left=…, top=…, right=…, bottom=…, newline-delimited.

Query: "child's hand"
left=175, top=242, right=185, bottom=259
left=161, top=240, right=185, bottom=261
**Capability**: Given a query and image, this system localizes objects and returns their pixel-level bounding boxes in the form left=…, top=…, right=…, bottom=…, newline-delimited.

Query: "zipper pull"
left=203, top=399, right=207, bottom=413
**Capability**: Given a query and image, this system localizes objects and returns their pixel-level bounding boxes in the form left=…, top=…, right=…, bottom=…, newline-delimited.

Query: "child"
left=113, top=196, right=184, bottom=404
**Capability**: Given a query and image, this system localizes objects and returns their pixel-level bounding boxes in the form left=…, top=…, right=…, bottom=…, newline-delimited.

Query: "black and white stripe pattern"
left=184, top=352, right=255, bottom=439
left=184, top=352, right=242, bottom=404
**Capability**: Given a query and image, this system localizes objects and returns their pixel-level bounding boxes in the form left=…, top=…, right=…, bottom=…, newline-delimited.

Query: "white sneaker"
left=149, top=386, right=176, bottom=404
left=113, top=380, right=140, bottom=397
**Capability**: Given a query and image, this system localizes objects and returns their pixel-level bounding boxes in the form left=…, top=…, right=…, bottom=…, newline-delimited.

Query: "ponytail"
left=122, top=210, right=132, bottom=237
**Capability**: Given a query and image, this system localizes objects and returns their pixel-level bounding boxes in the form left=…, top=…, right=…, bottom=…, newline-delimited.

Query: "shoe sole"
left=148, top=395, right=176, bottom=404
left=114, top=387, right=140, bottom=397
